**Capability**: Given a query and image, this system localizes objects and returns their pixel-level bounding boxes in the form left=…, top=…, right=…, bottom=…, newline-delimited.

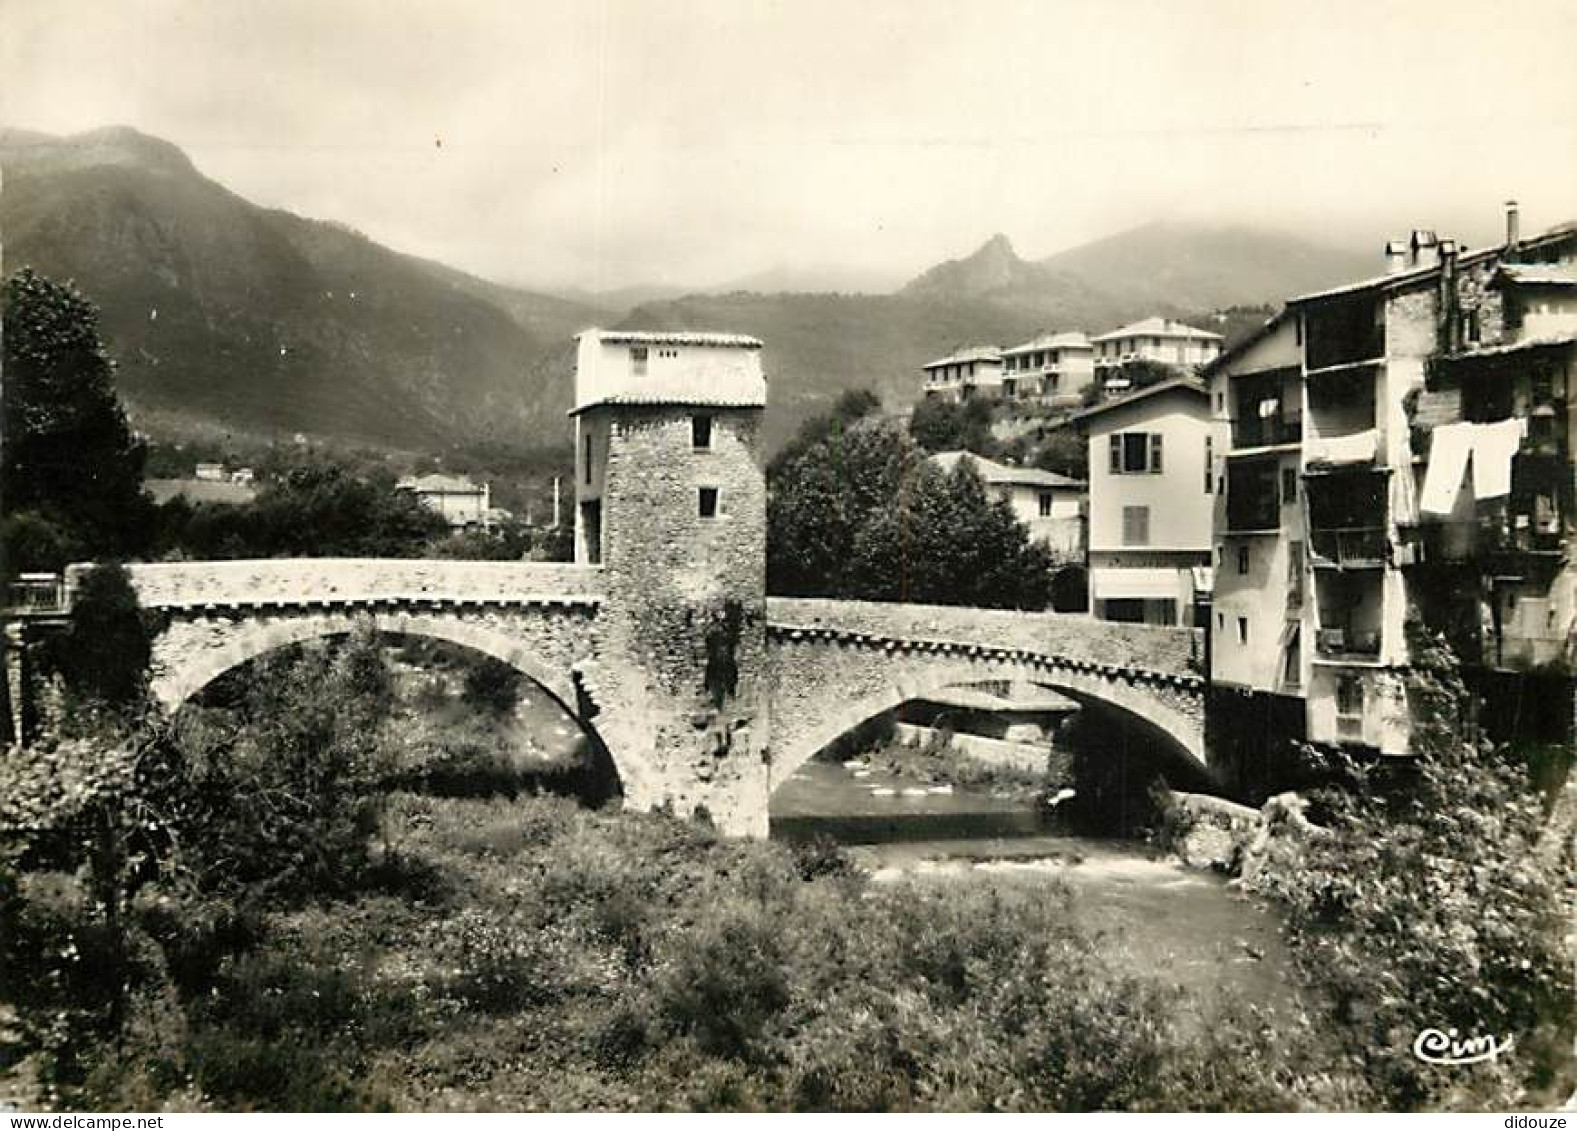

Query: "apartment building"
left=1206, top=205, right=1577, bottom=790
left=1073, top=379, right=1213, bottom=626
left=999, top=332, right=1095, bottom=408
left=920, top=346, right=1005, bottom=402
left=1091, top=317, right=1224, bottom=392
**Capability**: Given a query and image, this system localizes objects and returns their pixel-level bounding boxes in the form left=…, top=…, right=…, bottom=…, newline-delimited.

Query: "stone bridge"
left=41, top=558, right=1205, bottom=835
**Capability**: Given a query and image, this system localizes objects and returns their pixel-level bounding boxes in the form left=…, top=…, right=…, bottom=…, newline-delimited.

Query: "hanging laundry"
left=1470, top=416, right=1525, bottom=500
left=1420, top=421, right=1475, bottom=515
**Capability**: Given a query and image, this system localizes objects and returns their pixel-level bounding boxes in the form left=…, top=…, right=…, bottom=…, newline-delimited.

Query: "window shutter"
left=1149, top=433, right=1163, bottom=473
left=1109, top=434, right=1122, bottom=474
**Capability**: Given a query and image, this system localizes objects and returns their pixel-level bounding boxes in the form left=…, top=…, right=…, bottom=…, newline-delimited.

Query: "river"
left=771, top=758, right=1302, bottom=1011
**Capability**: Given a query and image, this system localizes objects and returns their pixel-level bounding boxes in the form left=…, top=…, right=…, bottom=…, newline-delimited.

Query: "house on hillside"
left=1000, top=331, right=1095, bottom=409
left=1071, top=379, right=1213, bottom=626
left=929, top=450, right=1086, bottom=562
left=1091, top=317, right=1223, bottom=393
left=920, top=346, right=1004, bottom=403
left=396, top=473, right=492, bottom=529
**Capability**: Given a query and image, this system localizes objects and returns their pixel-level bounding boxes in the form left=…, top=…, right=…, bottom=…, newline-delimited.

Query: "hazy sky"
left=4, top=0, right=1576, bottom=292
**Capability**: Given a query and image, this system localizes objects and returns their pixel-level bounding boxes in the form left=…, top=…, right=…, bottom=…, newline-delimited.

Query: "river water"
left=771, top=759, right=1301, bottom=1010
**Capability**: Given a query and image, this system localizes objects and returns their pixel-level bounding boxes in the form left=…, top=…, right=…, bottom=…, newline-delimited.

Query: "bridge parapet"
left=765, top=596, right=1203, bottom=683
left=97, top=559, right=605, bottom=613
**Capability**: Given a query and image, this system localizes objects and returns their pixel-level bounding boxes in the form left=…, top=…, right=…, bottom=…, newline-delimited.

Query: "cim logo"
left=1412, top=1027, right=1514, bottom=1066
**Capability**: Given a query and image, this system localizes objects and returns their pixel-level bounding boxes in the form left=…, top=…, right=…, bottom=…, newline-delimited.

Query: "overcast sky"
left=3, top=0, right=1576, bottom=292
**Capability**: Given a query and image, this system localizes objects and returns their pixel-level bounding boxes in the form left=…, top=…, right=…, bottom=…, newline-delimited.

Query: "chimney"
left=1409, top=229, right=1439, bottom=268
left=1505, top=199, right=1521, bottom=255
left=1384, top=239, right=1409, bottom=275
left=1438, top=238, right=1460, bottom=352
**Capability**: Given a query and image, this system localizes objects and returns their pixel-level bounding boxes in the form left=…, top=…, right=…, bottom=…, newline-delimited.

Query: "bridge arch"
left=768, top=663, right=1208, bottom=796
left=152, top=610, right=587, bottom=725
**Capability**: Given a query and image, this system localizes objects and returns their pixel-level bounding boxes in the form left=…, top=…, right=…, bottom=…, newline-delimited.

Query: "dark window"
left=692, top=414, right=713, bottom=449
left=1205, top=436, right=1214, bottom=492
left=1109, top=431, right=1161, bottom=474
left=1237, top=545, right=1250, bottom=574
left=583, top=433, right=593, bottom=485
left=1337, top=674, right=1364, bottom=718
left=1038, top=492, right=1053, bottom=517
left=698, top=487, right=720, bottom=518
left=1283, top=624, right=1301, bottom=685
left=1282, top=466, right=1297, bottom=503
left=1237, top=616, right=1248, bottom=644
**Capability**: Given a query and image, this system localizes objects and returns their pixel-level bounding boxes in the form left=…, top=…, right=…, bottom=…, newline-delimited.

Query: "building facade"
left=1205, top=207, right=1577, bottom=780
left=1075, top=380, right=1213, bottom=626
left=920, top=346, right=1005, bottom=402
left=396, top=473, right=493, bottom=529
left=928, top=450, right=1086, bottom=562
left=1092, top=317, right=1224, bottom=393
left=571, top=328, right=771, bottom=832
left=999, top=332, right=1095, bottom=409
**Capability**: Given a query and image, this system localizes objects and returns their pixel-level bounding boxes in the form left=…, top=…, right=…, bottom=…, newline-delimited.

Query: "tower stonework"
left=571, top=330, right=770, bottom=835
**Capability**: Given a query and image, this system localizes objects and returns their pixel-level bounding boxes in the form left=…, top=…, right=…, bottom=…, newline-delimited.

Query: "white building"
left=920, top=346, right=1005, bottom=403
left=928, top=450, right=1086, bottom=562
left=396, top=473, right=493, bottom=529
left=1073, top=379, right=1213, bottom=625
left=999, top=332, right=1095, bottom=408
left=1091, top=317, right=1224, bottom=390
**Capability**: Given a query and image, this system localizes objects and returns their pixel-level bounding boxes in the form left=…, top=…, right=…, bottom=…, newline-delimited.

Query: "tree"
left=2, top=269, right=154, bottom=572
left=43, top=563, right=155, bottom=716
left=768, top=421, right=1053, bottom=610
left=908, top=396, right=998, bottom=455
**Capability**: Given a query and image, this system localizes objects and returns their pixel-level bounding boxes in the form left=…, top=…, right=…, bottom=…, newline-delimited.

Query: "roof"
left=569, top=393, right=766, bottom=414
left=582, top=330, right=763, bottom=349
left=1436, top=333, right=1577, bottom=361
left=1200, top=309, right=1294, bottom=377
left=396, top=473, right=484, bottom=493
left=1288, top=221, right=1577, bottom=305
left=1066, top=377, right=1208, bottom=426
left=145, top=478, right=258, bottom=506
left=1001, top=331, right=1092, bottom=355
left=922, top=345, right=1002, bottom=369
left=1089, top=316, right=1223, bottom=344
left=1492, top=263, right=1577, bottom=288
left=929, top=450, right=1085, bottom=490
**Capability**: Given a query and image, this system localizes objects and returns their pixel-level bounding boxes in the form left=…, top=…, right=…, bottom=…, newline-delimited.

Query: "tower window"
left=692, top=414, right=713, bottom=450
left=698, top=487, right=720, bottom=519
left=631, top=345, right=648, bottom=375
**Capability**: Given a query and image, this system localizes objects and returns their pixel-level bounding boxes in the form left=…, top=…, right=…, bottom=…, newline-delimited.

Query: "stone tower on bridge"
left=569, top=330, right=771, bottom=832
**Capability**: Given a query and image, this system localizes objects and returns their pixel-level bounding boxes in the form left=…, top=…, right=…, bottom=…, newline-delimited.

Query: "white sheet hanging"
left=1471, top=417, right=1526, bottom=500
left=1420, top=422, right=1475, bottom=515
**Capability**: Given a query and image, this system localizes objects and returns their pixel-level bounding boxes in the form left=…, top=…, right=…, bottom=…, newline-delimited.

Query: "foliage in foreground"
left=1247, top=624, right=1577, bottom=1110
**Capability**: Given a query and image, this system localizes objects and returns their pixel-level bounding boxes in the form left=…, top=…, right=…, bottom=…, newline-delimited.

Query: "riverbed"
left=771, top=758, right=1302, bottom=1012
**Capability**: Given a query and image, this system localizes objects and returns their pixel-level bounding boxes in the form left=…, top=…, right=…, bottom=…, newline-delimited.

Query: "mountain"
left=0, top=125, right=603, bottom=453
left=1, top=125, right=1377, bottom=462
left=1034, top=220, right=1374, bottom=313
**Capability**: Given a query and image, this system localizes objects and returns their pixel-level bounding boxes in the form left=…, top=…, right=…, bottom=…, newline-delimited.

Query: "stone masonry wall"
left=578, top=406, right=770, bottom=835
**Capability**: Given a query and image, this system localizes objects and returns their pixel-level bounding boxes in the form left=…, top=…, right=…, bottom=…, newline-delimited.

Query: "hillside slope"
left=0, top=126, right=598, bottom=452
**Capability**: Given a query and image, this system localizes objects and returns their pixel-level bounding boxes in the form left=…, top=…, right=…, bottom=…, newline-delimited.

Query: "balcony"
left=1315, top=626, right=1382, bottom=661
left=3, top=573, right=68, bottom=617
left=1231, top=415, right=1302, bottom=451
left=1310, top=526, right=1388, bottom=568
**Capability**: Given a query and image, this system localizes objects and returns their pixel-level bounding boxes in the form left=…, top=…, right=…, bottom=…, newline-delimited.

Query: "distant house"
left=1091, top=317, right=1224, bottom=392
left=145, top=478, right=257, bottom=506
left=396, top=473, right=492, bottom=529
left=1070, top=379, right=1213, bottom=626
left=229, top=467, right=255, bottom=485
left=999, top=331, right=1095, bottom=408
left=920, top=346, right=1005, bottom=403
left=193, top=462, right=227, bottom=482
left=929, top=450, right=1086, bottom=562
